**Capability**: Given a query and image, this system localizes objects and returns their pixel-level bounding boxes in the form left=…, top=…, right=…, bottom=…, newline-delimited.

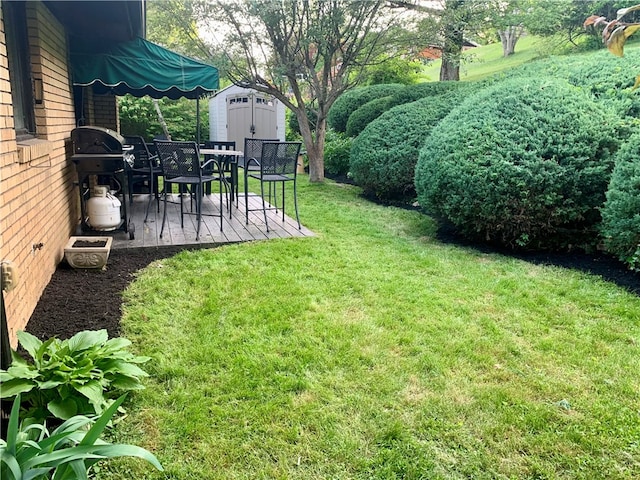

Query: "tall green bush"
left=601, top=131, right=640, bottom=270
left=415, top=77, right=620, bottom=250
left=344, top=81, right=469, bottom=139
left=327, top=84, right=404, bottom=133
left=349, top=88, right=469, bottom=202
left=345, top=96, right=393, bottom=138
left=387, top=81, right=466, bottom=106
left=323, top=129, right=353, bottom=177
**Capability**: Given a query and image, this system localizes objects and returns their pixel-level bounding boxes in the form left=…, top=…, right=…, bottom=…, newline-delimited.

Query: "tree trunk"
left=297, top=108, right=326, bottom=183
left=152, top=99, right=171, bottom=140
left=498, top=26, right=522, bottom=57
left=438, top=0, right=464, bottom=81
left=439, top=29, right=462, bottom=81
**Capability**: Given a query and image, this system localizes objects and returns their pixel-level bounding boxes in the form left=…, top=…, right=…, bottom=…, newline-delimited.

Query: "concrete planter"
left=64, top=236, right=113, bottom=269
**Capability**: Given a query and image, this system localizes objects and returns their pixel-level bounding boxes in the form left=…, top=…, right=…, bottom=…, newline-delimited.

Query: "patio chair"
left=239, top=138, right=278, bottom=220
left=123, top=135, right=162, bottom=222
left=202, top=140, right=236, bottom=204
left=246, top=141, right=302, bottom=231
left=153, top=140, right=225, bottom=240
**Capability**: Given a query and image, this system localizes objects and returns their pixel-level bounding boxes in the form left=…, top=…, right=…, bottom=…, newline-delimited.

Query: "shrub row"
left=349, top=87, right=469, bottom=201
left=327, top=84, right=405, bottom=133
left=503, top=48, right=640, bottom=118
left=414, top=77, right=621, bottom=250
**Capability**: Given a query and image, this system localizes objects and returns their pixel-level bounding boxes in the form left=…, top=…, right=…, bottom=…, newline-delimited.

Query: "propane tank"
left=87, top=185, right=121, bottom=231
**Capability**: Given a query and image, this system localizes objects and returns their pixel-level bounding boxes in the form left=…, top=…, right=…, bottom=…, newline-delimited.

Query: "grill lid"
left=71, top=126, right=126, bottom=154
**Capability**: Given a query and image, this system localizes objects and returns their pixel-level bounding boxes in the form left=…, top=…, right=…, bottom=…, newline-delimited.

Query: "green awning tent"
left=70, top=36, right=219, bottom=99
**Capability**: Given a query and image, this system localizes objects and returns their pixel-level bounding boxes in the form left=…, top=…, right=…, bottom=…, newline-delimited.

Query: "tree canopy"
left=201, top=0, right=417, bottom=182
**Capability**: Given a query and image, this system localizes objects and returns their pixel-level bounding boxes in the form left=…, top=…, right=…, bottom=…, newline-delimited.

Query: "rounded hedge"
left=349, top=88, right=468, bottom=201
left=344, top=82, right=468, bottom=138
left=601, top=131, right=640, bottom=271
left=415, top=77, right=620, bottom=250
left=504, top=48, right=640, bottom=119
left=327, top=84, right=404, bottom=133
left=388, top=80, right=466, bottom=106
left=345, top=96, right=393, bottom=138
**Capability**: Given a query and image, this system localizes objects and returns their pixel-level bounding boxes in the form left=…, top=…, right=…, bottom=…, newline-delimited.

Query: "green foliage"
left=119, top=95, right=208, bottom=141
left=345, top=96, right=393, bottom=138
left=323, top=129, right=353, bottom=177
left=524, top=0, right=630, bottom=45
left=0, top=330, right=150, bottom=422
left=502, top=48, right=640, bottom=118
left=0, top=394, right=162, bottom=480
left=360, top=56, right=423, bottom=86
left=344, top=82, right=469, bottom=138
left=327, top=84, right=404, bottom=133
left=350, top=88, right=470, bottom=202
left=415, top=77, right=620, bottom=250
left=287, top=104, right=317, bottom=138
left=388, top=81, right=466, bottom=105
left=601, top=131, right=640, bottom=271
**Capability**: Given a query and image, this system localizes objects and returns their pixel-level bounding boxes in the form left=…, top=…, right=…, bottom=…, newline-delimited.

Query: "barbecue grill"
left=71, top=126, right=135, bottom=239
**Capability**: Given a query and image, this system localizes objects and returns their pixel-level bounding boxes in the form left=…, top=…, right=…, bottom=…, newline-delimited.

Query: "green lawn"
left=100, top=178, right=640, bottom=480
left=422, top=35, right=640, bottom=83
left=421, top=35, right=551, bottom=82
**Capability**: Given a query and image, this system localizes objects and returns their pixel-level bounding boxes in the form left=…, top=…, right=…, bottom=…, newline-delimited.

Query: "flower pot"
left=64, top=236, right=113, bottom=269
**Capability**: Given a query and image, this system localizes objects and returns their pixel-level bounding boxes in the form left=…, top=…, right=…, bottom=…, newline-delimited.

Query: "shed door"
left=227, top=93, right=277, bottom=150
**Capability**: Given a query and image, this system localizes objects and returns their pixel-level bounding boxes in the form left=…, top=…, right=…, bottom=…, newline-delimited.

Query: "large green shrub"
left=323, top=129, right=353, bottom=177
left=345, top=96, right=393, bottom=138
left=601, top=131, right=640, bottom=270
left=344, top=81, right=470, bottom=139
left=415, top=77, right=620, bottom=250
left=349, top=88, right=468, bottom=202
left=387, top=81, right=466, bottom=106
left=503, top=48, right=640, bottom=118
left=327, top=84, right=404, bottom=133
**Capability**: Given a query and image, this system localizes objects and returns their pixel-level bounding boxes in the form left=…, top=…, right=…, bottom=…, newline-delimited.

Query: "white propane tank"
left=87, top=185, right=121, bottom=231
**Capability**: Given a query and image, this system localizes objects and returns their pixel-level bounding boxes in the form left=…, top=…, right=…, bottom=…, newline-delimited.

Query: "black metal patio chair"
left=123, top=135, right=162, bottom=222
left=153, top=140, right=225, bottom=240
left=238, top=138, right=278, bottom=220
left=246, top=141, right=302, bottom=231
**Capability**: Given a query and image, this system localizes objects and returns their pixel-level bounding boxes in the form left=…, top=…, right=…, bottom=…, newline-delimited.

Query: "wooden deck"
left=107, top=192, right=314, bottom=249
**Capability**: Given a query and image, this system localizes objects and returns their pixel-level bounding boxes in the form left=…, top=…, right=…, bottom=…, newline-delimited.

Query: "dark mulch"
left=25, top=246, right=204, bottom=342
left=25, top=198, right=639, bottom=343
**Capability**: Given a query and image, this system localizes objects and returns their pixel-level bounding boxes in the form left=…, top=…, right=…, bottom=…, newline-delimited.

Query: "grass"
left=421, top=35, right=552, bottom=82
left=422, top=35, right=640, bottom=83
left=99, top=178, right=640, bottom=479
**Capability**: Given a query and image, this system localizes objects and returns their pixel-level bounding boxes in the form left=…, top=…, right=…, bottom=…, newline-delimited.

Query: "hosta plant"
left=0, top=394, right=163, bottom=480
left=0, top=329, right=149, bottom=422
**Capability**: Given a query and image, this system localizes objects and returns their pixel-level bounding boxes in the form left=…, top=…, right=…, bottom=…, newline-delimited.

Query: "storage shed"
left=209, top=85, right=286, bottom=149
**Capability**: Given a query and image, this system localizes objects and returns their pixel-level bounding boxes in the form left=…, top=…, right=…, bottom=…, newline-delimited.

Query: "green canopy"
left=70, top=37, right=219, bottom=99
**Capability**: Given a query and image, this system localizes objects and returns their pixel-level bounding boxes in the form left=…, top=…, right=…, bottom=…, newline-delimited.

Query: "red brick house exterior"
left=0, top=1, right=143, bottom=349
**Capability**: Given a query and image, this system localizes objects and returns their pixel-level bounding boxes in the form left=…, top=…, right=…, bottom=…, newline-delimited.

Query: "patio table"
left=200, top=148, right=243, bottom=200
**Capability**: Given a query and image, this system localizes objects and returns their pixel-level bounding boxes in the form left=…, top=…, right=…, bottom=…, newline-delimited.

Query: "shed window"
left=3, top=1, right=36, bottom=138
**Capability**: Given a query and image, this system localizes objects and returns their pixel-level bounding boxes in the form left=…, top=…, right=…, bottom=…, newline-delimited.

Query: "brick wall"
left=93, top=95, right=118, bottom=130
left=1, top=2, right=79, bottom=346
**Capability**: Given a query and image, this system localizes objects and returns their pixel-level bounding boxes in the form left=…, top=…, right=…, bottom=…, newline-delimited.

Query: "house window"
left=3, top=1, right=36, bottom=138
